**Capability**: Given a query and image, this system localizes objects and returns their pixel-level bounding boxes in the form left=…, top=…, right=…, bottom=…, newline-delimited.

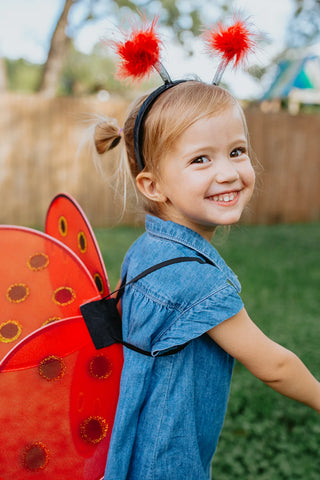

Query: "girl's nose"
left=215, top=157, right=240, bottom=183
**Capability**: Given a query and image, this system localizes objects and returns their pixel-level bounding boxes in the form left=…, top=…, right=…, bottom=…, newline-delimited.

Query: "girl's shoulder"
left=122, top=232, right=238, bottom=308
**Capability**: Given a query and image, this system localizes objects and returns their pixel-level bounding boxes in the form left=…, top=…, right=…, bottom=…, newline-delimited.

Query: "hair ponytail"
left=94, top=121, right=123, bottom=154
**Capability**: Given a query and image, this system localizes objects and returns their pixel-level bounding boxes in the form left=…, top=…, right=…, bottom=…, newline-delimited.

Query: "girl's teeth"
left=212, top=193, right=236, bottom=202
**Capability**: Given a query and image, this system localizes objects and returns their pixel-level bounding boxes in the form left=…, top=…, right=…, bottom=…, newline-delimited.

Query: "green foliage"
left=95, top=222, right=320, bottom=479
left=4, top=43, right=157, bottom=96
left=5, top=58, right=42, bottom=93
left=106, top=0, right=215, bottom=38
left=287, top=0, right=320, bottom=47
left=58, top=43, right=123, bottom=96
left=84, top=0, right=231, bottom=48
left=59, top=43, right=158, bottom=96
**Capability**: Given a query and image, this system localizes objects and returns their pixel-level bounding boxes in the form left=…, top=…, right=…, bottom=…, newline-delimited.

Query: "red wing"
left=0, top=317, right=90, bottom=372
left=0, top=226, right=123, bottom=479
left=0, top=226, right=100, bottom=362
left=0, top=317, right=123, bottom=479
left=45, top=193, right=110, bottom=296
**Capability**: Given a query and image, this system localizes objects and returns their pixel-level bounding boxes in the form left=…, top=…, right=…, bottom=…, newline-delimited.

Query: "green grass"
left=95, top=222, right=320, bottom=479
left=95, top=225, right=145, bottom=289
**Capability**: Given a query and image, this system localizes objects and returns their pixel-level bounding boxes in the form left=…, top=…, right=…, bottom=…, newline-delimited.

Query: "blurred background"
left=0, top=3, right=319, bottom=479
left=0, top=0, right=319, bottom=227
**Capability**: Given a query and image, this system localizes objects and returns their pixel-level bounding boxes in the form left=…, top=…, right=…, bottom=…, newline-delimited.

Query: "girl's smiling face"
left=154, top=104, right=255, bottom=240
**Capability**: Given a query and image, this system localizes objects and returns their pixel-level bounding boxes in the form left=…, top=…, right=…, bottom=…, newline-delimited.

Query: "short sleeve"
left=151, top=284, right=243, bottom=356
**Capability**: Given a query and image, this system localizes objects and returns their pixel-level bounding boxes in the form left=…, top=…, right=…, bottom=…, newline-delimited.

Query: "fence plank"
left=244, top=110, right=320, bottom=224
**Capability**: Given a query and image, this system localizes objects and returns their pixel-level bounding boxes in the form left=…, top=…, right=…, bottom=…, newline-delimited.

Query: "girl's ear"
left=136, top=172, right=167, bottom=203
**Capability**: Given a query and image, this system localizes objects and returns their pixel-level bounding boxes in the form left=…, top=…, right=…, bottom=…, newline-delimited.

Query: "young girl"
left=92, top=23, right=320, bottom=480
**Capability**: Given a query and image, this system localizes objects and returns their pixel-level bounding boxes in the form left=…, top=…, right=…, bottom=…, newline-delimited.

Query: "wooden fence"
left=0, top=93, right=319, bottom=227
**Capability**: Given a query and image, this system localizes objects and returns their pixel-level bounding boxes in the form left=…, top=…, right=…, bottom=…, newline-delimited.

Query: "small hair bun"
left=94, top=121, right=123, bottom=154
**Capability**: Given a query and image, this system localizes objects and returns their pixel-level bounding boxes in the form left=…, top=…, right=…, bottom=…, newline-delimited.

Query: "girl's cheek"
left=249, top=165, right=256, bottom=183
left=245, top=162, right=256, bottom=186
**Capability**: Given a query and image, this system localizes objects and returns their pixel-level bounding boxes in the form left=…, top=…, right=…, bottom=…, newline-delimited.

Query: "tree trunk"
left=0, top=57, right=7, bottom=92
left=38, top=0, right=75, bottom=97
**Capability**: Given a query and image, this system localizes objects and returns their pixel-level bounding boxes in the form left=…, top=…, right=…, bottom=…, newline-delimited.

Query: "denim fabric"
left=104, top=215, right=244, bottom=480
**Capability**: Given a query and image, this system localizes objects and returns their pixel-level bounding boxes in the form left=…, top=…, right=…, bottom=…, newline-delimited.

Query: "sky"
left=0, top=0, right=295, bottom=99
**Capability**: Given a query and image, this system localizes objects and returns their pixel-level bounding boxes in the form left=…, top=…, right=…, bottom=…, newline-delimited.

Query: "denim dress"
left=104, top=215, right=244, bottom=480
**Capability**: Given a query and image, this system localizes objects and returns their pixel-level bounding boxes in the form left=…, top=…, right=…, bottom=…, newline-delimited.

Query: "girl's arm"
left=208, top=308, right=320, bottom=413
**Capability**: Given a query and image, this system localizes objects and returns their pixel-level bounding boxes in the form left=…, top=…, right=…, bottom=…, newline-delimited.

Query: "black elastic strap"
left=114, top=256, right=206, bottom=304
left=80, top=256, right=207, bottom=356
left=118, top=339, right=190, bottom=357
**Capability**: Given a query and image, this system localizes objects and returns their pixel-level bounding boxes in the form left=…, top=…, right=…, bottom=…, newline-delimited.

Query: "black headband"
left=133, top=80, right=186, bottom=172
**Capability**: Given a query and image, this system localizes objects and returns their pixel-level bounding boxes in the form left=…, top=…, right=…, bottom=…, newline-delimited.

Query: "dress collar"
left=145, top=215, right=241, bottom=292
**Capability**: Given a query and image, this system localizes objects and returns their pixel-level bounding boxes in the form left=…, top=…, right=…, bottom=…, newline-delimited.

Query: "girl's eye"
left=191, top=156, right=210, bottom=164
left=230, top=147, right=246, bottom=158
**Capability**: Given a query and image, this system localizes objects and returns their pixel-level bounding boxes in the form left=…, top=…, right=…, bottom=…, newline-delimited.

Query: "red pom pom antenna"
left=203, top=18, right=256, bottom=84
left=112, top=18, right=162, bottom=80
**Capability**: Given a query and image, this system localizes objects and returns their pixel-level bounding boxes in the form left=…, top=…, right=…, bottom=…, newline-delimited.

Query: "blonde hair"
left=94, top=81, right=249, bottom=215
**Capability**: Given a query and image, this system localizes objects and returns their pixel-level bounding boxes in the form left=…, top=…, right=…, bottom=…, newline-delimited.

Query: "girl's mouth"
left=207, top=191, right=240, bottom=205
